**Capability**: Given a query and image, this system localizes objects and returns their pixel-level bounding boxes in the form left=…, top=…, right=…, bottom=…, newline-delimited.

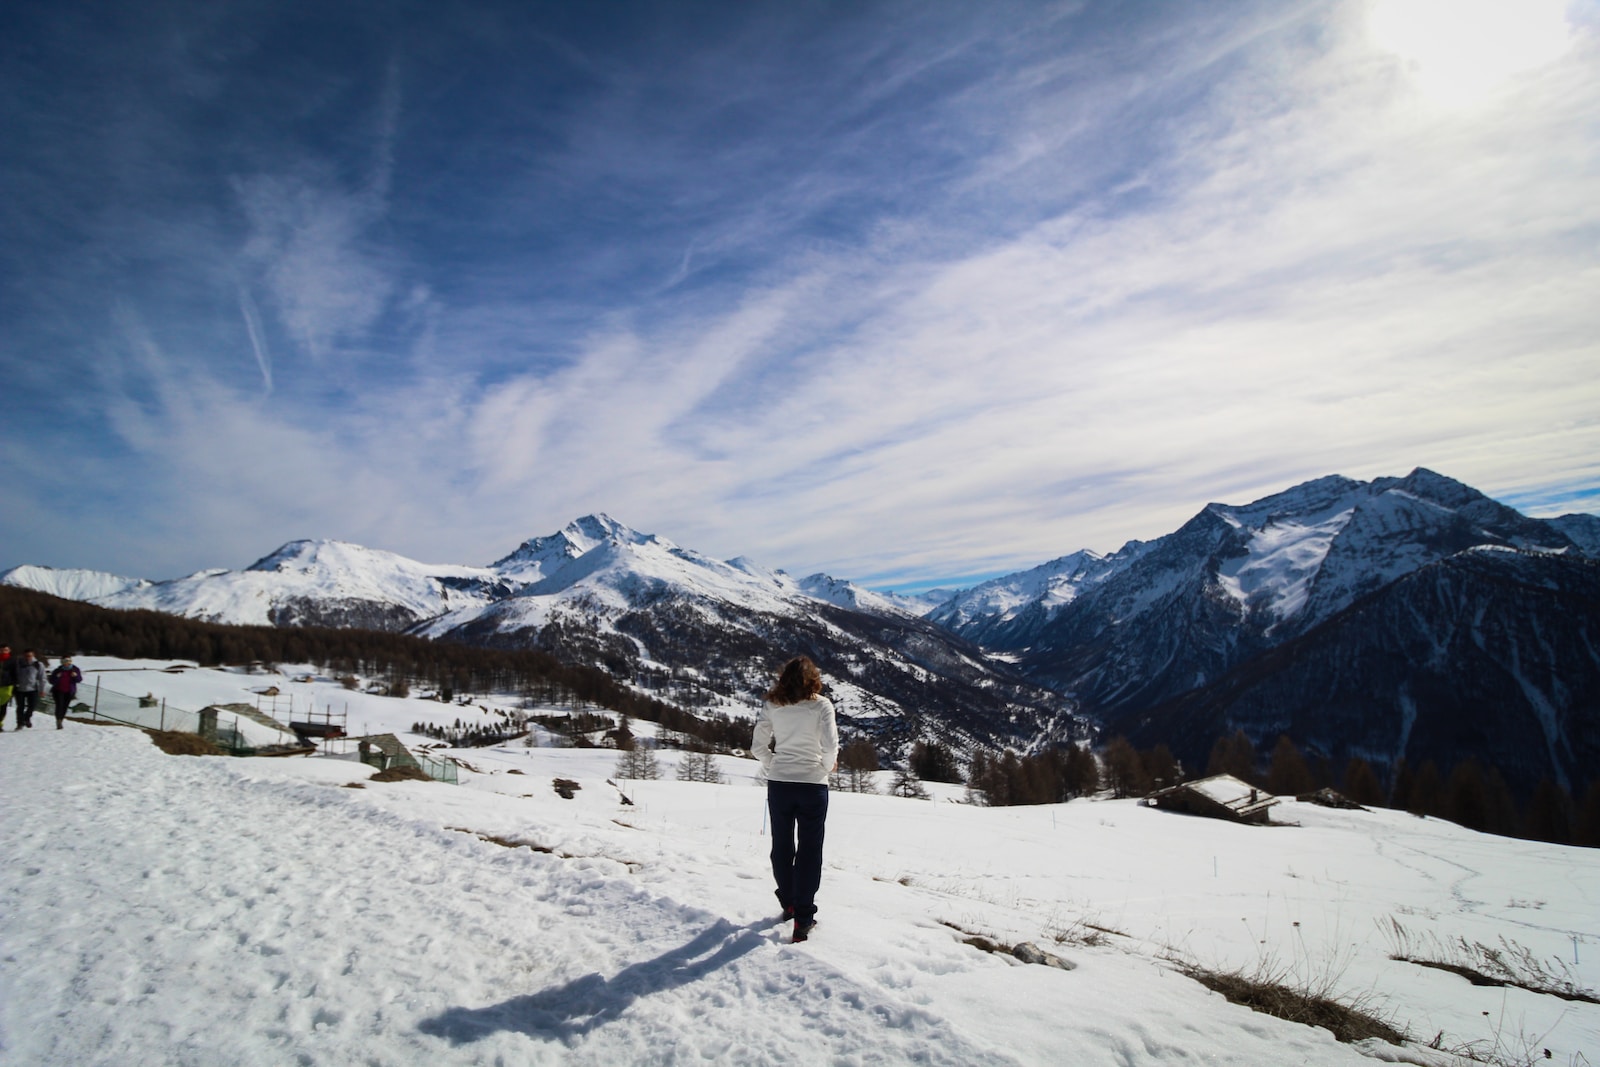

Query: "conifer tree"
left=1443, top=760, right=1490, bottom=830
left=889, top=767, right=931, bottom=799
left=1102, top=737, right=1148, bottom=798
left=1341, top=758, right=1384, bottom=807
left=1265, top=735, right=1314, bottom=797
left=834, top=738, right=879, bottom=794
left=1205, top=730, right=1259, bottom=785
left=614, top=745, right=660, bottom=780
left=676, top=747, right=725, bottom=784
left=1406, top=761, right=1443, bottom=816
left=1139, top=744, right=1180, bottom=792
left=1523, top=778, right=1573, bottom=843
left=909, top=741, right=962, bottom=784
left=1576, top=781, right=1600, bottom=848
left=1063, top=746, right=1100, bottom=798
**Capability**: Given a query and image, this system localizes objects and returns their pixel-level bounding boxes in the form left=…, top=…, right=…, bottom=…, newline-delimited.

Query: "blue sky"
left=3, top=0, right=1597, bottom=591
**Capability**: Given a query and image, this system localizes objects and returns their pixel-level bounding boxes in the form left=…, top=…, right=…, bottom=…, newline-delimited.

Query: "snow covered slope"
left=926, top=546, right=1148, bottom=646
left=3, top=682, right=1596, bottom=1065
left=0, top=564, right=150, bottom=601
left=1, top=515, right=1067, bottom=756
left=1547, top=511, right=1600, bottom=556
left=97, top=539, right=503, bottom=630
left=796, top=573, right=924, bottom=616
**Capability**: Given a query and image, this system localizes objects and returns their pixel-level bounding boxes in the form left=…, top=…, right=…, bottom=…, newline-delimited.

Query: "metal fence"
left=78, top=681, right=202, bottom=734
left=414, top=751, right=459, bottom=785
left=80, top=679, right=301, bottom=756
left=78, top=677, right=460, bottom=782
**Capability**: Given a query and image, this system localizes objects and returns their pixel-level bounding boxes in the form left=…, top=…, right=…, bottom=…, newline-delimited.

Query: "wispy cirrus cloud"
left=1, top=0, right=1596, bottom=589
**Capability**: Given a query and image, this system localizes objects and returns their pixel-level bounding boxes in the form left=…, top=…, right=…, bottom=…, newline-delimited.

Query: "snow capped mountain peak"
left=489, top=514, right=654, bottom=583
left=1386, top=466, right=1477, bottom=505
left=80, top=539, right=500, bottom=631
left=246, top=538, right=377, bottom=573
left=1207, top=474, right=1366, bottom=529
left=1, top=564, right=151, bottom=601
left=1548, top=512, right=1600, bottom=555
left=564, top=513, right=650, bottom=549
left=725, top=556, right=792, bottom=589
left=926, top=546, right=1137, bottom=643
left=796, top=573, right=920, bottom=616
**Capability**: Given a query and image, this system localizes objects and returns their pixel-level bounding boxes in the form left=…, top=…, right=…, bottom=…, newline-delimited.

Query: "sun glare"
left=1369, top=0, right=1572, bottom=107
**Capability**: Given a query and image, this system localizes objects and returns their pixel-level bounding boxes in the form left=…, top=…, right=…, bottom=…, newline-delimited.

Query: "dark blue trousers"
left=768, top=780, right=829, bottom=923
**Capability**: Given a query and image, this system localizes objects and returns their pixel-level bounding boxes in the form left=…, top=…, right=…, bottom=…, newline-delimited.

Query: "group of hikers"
left=0, top=644, right=83, bottom=731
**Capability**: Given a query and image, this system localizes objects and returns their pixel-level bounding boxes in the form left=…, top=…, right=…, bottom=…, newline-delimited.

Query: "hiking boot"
left=791, top=920, right=816, bottom=943
left=781, top=905, right=795, bottom=921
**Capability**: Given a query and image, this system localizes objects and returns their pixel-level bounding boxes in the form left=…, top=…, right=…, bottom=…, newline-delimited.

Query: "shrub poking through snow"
left=1173, top=958, right=1406, bottom=1045
left=552, top=777, right=581, bottom=799
left=370, top=765, right=432, bottom=783
left=1381, top=918, right=1597, bottom=1004
left=1047, top=915, right=1117, bottom=948
left=147, top=730, right=225, bottom=757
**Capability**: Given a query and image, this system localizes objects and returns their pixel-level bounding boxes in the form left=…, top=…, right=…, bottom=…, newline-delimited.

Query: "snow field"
left=3, top=660, right=1598, bottom=1065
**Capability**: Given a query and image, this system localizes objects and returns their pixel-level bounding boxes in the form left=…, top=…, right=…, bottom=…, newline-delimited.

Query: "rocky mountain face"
left=933, top=468, right=1599, bottom=792
left=1113, top=547, right=1600, bottom=794
left=943, top=469, right=1590, bottom=708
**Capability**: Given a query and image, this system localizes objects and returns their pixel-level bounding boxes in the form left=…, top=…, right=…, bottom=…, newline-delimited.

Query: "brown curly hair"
left=765, top=656, right=823, bottom=706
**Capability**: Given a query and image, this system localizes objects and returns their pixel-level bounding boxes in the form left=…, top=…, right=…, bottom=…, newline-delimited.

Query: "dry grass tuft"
left=1382, top=918, right=1597, bottom=1004
left=1177, top=961, right=1405, bottom=1045
left=148, top=730, right=226, bottom=757
left=370, top=765, right=433, bottom=783
left=1049, top=915, right=1117, bottom=948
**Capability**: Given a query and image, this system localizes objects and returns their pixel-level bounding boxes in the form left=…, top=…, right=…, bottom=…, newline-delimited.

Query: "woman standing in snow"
left=752, top=656, right=839, bottom=943
left=48, top=656, right=83, bottom=730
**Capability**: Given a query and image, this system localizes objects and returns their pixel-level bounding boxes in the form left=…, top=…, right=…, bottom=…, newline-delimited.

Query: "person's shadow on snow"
left=418, top=917, right=773, bottom=1044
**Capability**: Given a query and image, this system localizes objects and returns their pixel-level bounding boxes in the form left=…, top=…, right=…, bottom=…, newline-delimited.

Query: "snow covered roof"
left=1145, top=774, right=1278, bottom=823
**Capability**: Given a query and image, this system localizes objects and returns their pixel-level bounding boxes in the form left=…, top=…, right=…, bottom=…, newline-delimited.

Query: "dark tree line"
left=963, top=725, right=1600, bottom=848
left=0, top=585, right=749, bottom=751
left=967, top=746, right=1101, bottom=806
left=1195, top=728, right=1600, bottom=847
left=411, top=719, right=527, bottom=748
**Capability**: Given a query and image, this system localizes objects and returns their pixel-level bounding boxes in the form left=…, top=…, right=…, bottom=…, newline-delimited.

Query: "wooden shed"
left=1144, top=774, right=1279, bottom=825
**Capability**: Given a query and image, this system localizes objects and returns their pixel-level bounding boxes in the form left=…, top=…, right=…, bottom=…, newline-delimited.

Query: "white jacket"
left=752, top=696, right=839, bottom=786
